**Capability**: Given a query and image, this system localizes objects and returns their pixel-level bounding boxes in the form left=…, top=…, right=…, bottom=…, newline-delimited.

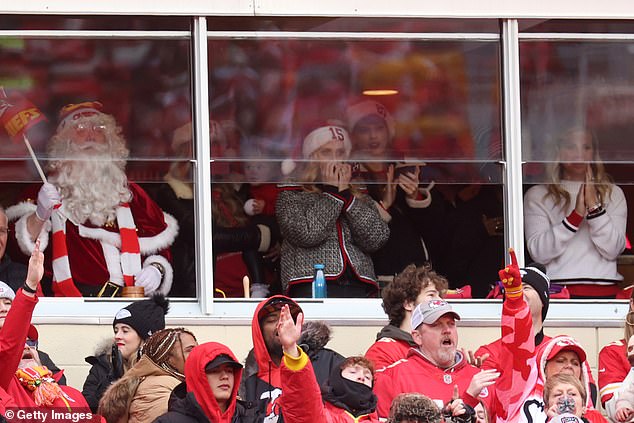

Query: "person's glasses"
left=0, top=227, right=8, bottom=236
left=25, top=339, right=38, bottom=349
left=72, top=121, right=107, bottom=136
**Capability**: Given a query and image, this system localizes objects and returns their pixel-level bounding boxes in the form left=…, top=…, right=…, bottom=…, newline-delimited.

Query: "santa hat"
left=57, top=101, right=104, bottom=130
left=346, top=100, right=396, bottom=139
left=281, top=124, right=352, bottom=175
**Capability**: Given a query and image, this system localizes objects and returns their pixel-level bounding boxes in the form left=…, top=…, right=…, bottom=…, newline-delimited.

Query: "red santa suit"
left=7, top=183, right=178, bottom=297
left=373, top=348, right=491, bottom=419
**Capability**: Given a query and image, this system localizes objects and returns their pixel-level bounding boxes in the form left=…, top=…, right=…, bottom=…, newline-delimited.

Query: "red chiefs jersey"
left=365, top=338, right=412, bottom=374
left=373, top=349, right=491, bottom=419
left=598, top=339, right=630, bottom=405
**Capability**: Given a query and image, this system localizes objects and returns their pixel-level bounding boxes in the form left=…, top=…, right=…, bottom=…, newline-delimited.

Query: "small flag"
left=0, top=87, right=47, bottom=142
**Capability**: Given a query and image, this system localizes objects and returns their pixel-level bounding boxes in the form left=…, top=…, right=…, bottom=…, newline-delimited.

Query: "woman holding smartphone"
left=524, top=127, right=627, bottom=298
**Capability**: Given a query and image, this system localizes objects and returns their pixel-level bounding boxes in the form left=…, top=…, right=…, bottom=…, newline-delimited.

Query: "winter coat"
left=154, top=392, right=262, bottom=423
left=0, top=289, right=35, bottom=414
left=364, top=324, right=417, bottom=373
left=0, top=254, right=27, bottom=294
left=280, top=349, right=379, bottom=423
left=99, top=355, right=182, bottom=423
left=276, top=185, right=389, bottom=292
left=82, top=340, right=119, bottom=413
left=155, top=342, right=263, bottom=423
left=239, top=297, right=302, bottom=423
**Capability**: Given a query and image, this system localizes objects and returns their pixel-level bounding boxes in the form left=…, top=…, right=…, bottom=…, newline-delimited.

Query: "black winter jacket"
left=154, top=392, right=263, bottom=423
left=82, top=343, right=120, bottom=413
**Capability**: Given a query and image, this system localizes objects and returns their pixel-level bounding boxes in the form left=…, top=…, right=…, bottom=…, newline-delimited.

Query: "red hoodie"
left=185, top=342, right=243, bottom=423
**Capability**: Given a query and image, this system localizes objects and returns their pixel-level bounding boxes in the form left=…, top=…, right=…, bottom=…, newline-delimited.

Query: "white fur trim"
left=244, top=199, right=257, bottom=216
left=281, top=158, right=296, bottom=176
left=77, top=211, right=179, bottom=255
left=144, top=255, right=173, bottom=296
left=14, top=211, right=51, bottom=255
left=405, top=181, right=434, bottom=209
left=256, top=224, right=271, bottom=253
left=5, top=201, right=37, bottom=222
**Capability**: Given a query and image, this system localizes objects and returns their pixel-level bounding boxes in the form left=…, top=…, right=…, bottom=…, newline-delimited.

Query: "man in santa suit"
left=7, top=101, right=178, bottom=297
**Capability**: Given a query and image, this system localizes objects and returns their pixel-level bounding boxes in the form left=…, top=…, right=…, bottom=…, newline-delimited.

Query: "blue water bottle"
left=312, top=264, right=327, bottom=298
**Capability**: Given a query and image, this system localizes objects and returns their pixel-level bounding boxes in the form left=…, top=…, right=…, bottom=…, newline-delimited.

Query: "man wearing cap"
left=373, top=299, right=497, bottom=419
left=7, top=101, right=178, bottom=297
left=0, top=207, right=27, bottom=293
left=365, top=264, right=447, bottom=374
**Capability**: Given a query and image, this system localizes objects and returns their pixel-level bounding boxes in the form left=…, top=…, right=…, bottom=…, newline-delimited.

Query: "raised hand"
left=25, top=239, right=44, bottom=293
left=35, top=182, right=61, bottom=221
left=337, top=163, right=352, bottom=192
left=584, top=165, right=599, bottom=209
left=276, top=304, right=304, bottom=358
left=574, top=181, right=586, bottom=217
left=320, top=162, right=340, bottom=188
left=381, top=164, right=397, bottom=210
left=464, top=349, right=490, bottom=368
left=499, top=248, right=522, bottom=298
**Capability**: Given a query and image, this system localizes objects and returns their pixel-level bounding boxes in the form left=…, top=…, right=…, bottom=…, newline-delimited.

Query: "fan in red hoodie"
left=155, top=342, right=263, bottom=423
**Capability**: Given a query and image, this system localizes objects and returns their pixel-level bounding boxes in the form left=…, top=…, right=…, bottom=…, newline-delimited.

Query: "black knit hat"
left=520, top=263, right=550, bottom=322
left=112, top=293, right=169, bottom=340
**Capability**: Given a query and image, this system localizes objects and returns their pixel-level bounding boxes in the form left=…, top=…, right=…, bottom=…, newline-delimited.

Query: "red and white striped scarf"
left=51, top=203, right=141, bottom=296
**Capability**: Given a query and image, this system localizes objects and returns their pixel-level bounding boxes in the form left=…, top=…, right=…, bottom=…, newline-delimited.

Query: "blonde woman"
left=524, top=127, right=627, bottom=298
left=277, top=124, right=390, bottom=297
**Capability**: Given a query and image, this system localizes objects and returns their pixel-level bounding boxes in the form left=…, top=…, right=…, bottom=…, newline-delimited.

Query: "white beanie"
left=281, top=125, right=352, bottom=175
left=0, top=281, right=16, bottom=301
left=346, top=100, right=396, bottom=139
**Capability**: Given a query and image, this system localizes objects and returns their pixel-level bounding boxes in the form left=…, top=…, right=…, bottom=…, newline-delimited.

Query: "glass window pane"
left=0, top=35, right=194, bottom=298
left=0, top=15, right=190, bottom=30
left=520, top=19, right=634, bottom=34
left=208, top=34, right=503, bottom=299
left=520, top=40, right=632, bottom=299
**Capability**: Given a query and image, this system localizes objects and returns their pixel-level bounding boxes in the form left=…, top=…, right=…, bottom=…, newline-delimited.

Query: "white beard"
left=50, top=143, right=132, bottom=227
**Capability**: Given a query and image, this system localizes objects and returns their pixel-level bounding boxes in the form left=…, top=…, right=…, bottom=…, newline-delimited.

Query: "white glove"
left=36, top=183, right=61, bottom=221
left=250, top=283, right=270, bottom=298
left=134, top=265, right=162, bottom=295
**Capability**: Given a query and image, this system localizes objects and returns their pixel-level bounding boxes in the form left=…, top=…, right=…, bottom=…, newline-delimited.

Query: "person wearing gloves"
left=277, top=123, right=390, bottom=297
left=346, top=100, right=435, bottom=281
left=487, top=249, right=605, bottom=423
left=6, top=101, right=178, bottom=297
left=154, top=341, right=264, bottom=423
left=82, top=293, right=169, bottom=412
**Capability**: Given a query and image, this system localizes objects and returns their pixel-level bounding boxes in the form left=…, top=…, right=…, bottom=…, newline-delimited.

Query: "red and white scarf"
left=51, top=203, right=141, bottom=296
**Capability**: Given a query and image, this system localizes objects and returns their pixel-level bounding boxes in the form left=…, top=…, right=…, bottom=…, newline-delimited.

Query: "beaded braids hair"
left=141, top=327, right=197, bottom=381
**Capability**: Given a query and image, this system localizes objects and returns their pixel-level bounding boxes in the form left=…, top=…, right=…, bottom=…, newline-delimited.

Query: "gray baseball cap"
left=0, top=281, right=15, bottom=301
left=411, top=299, right=460, bottom=329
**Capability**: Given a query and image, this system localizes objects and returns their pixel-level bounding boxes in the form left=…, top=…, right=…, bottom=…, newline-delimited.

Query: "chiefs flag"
left=0, top=87, right=47, bottom=142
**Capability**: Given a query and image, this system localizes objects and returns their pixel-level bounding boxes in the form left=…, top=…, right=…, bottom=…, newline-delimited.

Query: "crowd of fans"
left=0, top=88, right=630, bottom=423
left=0, top=241, right=633, bottom=422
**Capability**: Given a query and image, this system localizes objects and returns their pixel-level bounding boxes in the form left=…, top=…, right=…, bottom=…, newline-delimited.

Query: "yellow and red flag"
left=0, top=87, right=47, bottom=142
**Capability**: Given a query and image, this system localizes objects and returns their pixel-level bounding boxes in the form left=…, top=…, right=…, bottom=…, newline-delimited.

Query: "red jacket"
left=280, top=349, right=379, bottom=423
left=0, top=289, right=35, bottom=414
left=598, top=339, right=629, bottom=406
left=373, top=348, right=490, bottom=419
left=365, top=325, right=415, bottom=374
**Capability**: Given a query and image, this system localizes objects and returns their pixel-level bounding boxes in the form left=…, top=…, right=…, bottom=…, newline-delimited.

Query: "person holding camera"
left=543, top=373, right=605, bottom=423
left=346, top=100, right=434, bottom=281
